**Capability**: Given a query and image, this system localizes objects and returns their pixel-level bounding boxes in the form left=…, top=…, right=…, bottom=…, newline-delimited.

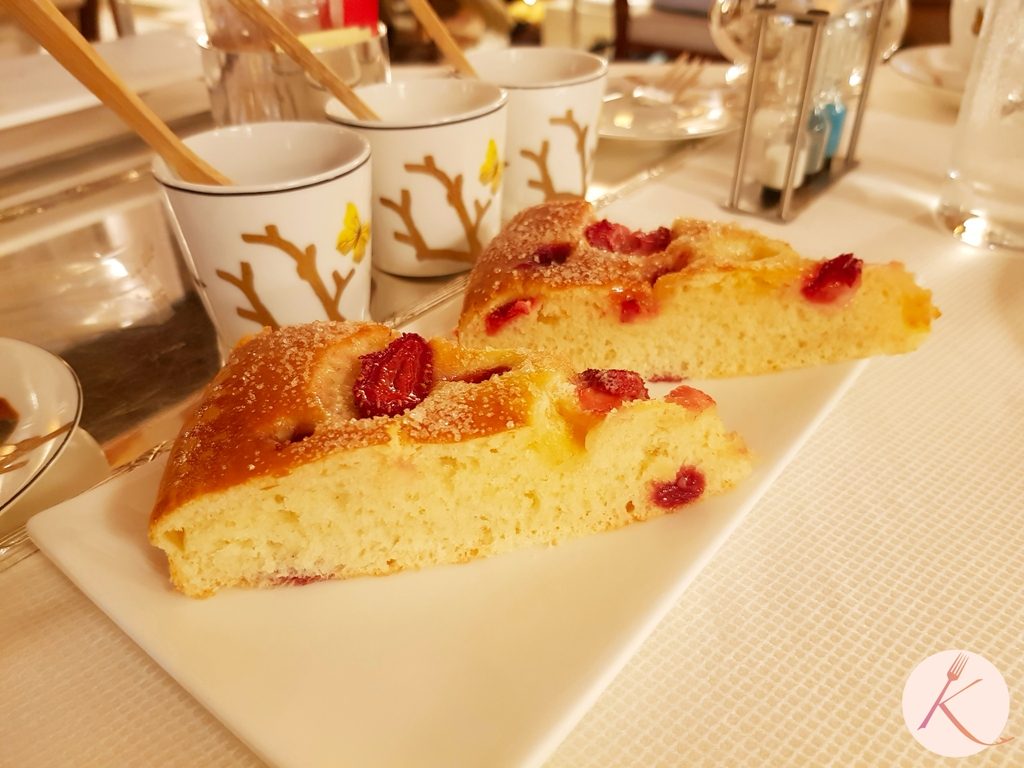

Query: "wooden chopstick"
left=225, top=0, right=380, bottom=121
left=404, top=0, right=478, bottom=78
left=7, top=0, right=231, bottom=185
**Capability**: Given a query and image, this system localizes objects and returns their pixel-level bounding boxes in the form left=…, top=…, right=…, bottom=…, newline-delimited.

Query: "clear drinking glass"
left=936, top=0, right=1024, bottom=251
left=199, top=28, right=390, bottom=126
left=200, top=37, right=326, bottom=124
left=198, top=0, right=390, bottom=127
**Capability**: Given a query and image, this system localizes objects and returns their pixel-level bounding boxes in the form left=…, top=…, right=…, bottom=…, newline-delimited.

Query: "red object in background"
left=344, top=0, right=379, bottom=27
left=318, top=1, right=333, bottom=28
left=318, top=0, right=378, bottom=29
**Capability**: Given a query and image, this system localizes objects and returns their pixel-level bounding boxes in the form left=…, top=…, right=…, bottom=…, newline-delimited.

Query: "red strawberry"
left=651, top=465, right=706, bottom=509
left=619, top=297, right=644, bottom=323
left=272, top=572, right=328, bottom=587
left=585, top=220, right=672, bottom=255
left=353, top=333, right=434, bottom=418
left=611, top=288, right=656, bottom=323
left=801, top=253, right=863, bottom=304
left=485, top=298, right=537, bottom=335
left=633, top=227, right=672, bottom=255
left=516, top=242, right=573, bottom=268
left=665, top=385, right=715, bottom=411
left=575, top=368, right=650, bottom=413
left=585, top=220, right=635, bottom=252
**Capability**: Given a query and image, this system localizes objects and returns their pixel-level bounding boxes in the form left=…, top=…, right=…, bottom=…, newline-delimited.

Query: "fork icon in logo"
left=918, top=652, right=969, bottom=730
left=917, top=652, right=1014, bottom=747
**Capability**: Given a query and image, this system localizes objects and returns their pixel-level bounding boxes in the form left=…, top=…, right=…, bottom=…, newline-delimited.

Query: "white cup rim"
left=152, top=121, right=371, bottom=195
left=466, top=47, right=608, bottom=90
left=325, top=79, right=507, bottom=130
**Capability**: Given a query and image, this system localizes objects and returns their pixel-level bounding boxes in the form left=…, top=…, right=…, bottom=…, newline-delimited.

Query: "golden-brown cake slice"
left=457, top=200, right=939, bottom=378
left=149, top=321, right=751, bottom=597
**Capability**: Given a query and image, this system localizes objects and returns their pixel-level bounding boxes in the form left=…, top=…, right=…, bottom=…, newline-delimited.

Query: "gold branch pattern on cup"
left=380, top=152, right=496, bottom=263
left=215, top=260, right=279, bottom=328
left=520, top=109, right=593, bottom=202
left=216, top=220, right=361, bottom=331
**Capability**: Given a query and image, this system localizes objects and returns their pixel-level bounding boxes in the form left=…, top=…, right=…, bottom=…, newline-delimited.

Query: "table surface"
left=2, top=64, right=1023, bottom=767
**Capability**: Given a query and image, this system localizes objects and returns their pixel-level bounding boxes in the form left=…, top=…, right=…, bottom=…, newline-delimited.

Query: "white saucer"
left=0, top=338, right=82, bottom=518
left=599, top=62, right=743, bottom=143
left=889, top=44, right=967, bottom=105
left=0, top=427, right=110, bottom=537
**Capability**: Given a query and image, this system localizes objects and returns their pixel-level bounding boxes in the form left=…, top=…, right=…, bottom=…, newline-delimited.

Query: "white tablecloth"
left=2, top=67, right=1022, bottom=767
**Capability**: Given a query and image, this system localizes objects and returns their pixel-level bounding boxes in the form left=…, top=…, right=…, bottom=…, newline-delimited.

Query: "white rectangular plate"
left=0, top=30, right=207, bottom=171
left=28, top=330, right=863, bottom=767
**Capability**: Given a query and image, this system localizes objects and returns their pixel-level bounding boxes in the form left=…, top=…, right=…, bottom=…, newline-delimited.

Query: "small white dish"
left=889, top=44, right=967, bottom=106
left=599, top=62, right=742, bottom=142
left=0, top=338, right=82, bottom=518
left=0, top=29, right=207, bottom=172
left=0, top=427, right=110, bottom=537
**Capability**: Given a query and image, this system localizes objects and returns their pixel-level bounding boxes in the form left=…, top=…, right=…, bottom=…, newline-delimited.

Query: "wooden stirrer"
left=8, top=0, right=231, bottom=185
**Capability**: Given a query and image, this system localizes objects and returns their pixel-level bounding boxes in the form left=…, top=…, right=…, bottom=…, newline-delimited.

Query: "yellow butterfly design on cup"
left=479, top=139, right=503, bottom=195
left=336, top=202, right=371, bottom=262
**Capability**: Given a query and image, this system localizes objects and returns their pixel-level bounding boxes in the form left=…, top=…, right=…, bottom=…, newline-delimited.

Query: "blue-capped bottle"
left=804, top=103, right=831, bottom=178
left=817, top=15, right=852, bottom=170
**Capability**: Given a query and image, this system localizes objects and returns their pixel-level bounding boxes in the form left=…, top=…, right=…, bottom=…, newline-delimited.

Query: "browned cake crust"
left=151, top=322, right=540, bottom=527
left=149, top=321, right=753, bottom=596
left=462, top=199, right=698, bottom=314
left=458, top=200, right=938, bottom=378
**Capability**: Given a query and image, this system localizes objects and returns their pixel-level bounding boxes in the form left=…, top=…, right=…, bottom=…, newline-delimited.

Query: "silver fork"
left=656, top=53, right=706, bottom=96
left=918, top=652, right=968, bottom=730
left=628, top=53, right=708, bottom=107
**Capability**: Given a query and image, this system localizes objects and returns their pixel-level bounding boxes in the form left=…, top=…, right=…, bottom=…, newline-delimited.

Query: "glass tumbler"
left=198, top=22, right=390, bottom=127
left=936, top=0, right=1024, bottom=251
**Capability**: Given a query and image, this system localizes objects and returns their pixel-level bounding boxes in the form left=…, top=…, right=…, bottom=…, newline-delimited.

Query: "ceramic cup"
left=949, top=0, right=985, bottom=69
left=327, top=79, right=507, bottom=277
left=153, top=121, right=372, bottom=353
left=466, top=47, right=608, bottom=222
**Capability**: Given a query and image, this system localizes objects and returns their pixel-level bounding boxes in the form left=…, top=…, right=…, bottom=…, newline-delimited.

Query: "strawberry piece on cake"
left=457, top=200, right=939, bottom=378
left=150, top=322, right=751, bottom=597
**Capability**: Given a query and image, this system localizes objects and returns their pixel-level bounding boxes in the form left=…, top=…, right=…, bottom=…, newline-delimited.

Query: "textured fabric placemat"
left=553, top=251, right=1024, bottom=767
left=0, top=550, right=262, bottom=768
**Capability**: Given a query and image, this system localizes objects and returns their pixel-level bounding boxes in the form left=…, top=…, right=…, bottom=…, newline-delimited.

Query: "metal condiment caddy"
left=727, top=0, right=890, bottom=221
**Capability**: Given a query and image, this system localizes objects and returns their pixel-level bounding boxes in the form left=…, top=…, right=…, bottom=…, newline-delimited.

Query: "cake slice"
left=457, top=200, right=939, bottom=378
left=150, top=322, right=751, bottom=597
